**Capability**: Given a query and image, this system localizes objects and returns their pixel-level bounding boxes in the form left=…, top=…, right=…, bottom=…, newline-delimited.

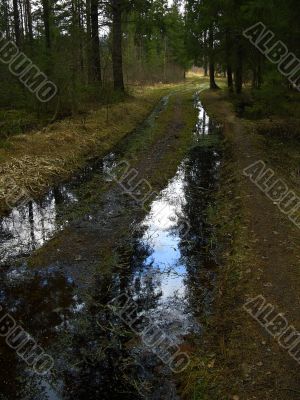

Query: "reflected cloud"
left=0, top=93, right=222, bottom=399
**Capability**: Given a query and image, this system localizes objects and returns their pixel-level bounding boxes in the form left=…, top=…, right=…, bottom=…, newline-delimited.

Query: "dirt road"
left=199, top=90, right=300, bottom=400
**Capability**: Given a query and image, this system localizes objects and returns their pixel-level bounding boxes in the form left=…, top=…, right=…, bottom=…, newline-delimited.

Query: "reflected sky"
left=0, top=96, right=170, bottom=266
left=1, top=196, right=60, bottom=262
left=138, top=165, right=190, bottom=328
left=0, top=94, right=222, bottom=400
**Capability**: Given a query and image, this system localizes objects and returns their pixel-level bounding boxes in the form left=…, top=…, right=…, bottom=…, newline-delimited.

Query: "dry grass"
left=178, top=155, right=252, bottom=400
left=0, top=81, right=197, bottom=214
left=180, top=87, right=300, bottom=400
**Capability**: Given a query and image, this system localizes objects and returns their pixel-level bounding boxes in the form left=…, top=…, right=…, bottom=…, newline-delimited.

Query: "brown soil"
left=0, top=84, right=178, bottom=216
left=29, top=90, right=198, bottom=275
left=200, top=90, right=300, bottom=400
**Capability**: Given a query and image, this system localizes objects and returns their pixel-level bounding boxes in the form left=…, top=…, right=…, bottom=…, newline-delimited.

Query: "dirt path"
left=28, top=89, right=200, bottom=271
left=0, top=79, right=204, bottom=216
left=201, top=90, right=300, bottom=400
left=1, top=83, right=217, bottom=399
left=4, top=81, right=298, bottom=399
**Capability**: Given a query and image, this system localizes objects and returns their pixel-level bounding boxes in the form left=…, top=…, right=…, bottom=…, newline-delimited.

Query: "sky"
left=168, top=0, right=185, bottom=12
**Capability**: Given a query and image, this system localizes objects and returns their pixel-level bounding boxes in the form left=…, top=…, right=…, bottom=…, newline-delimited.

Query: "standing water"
left=0, top=94, right=222, bottom=399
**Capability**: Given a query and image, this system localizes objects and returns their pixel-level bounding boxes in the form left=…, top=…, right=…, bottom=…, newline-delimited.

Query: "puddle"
left=0, top=95, right=170, bottom=266
left=0, top=94, right=222, bottom=399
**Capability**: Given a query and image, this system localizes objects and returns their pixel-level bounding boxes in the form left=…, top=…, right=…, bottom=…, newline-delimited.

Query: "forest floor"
left=1, top=76, right=299, bottom=399
left=0, top=77, right=206, bottom=215
left=28, top=83, right=204, bottom=270
left=181, top=88, right=300, bottom=399
left=1, top=78, right=211, bottom=399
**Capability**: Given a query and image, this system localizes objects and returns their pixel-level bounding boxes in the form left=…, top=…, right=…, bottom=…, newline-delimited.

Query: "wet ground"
left=0, top=92, right=222, bottom=399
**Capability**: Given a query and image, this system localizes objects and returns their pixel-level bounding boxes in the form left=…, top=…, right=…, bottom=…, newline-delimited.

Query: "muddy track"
left=0, top=84, right=224, bottom=400
left=202, top=90, right=300, bottom=400
left=27, top=95, right=188, bottom=272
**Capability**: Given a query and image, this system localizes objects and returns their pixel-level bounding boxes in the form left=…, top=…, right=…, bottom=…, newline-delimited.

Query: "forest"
left=0, top=0, right=299, bottom=127
left=0, top=1, right=299, bottom=400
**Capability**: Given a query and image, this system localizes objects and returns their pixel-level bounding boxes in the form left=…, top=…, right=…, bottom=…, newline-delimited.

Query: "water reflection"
left=0, top=96, right=221, bottom=399
left=0, top=97, right=171, bottom=266
left=194, top=94, right=211, bottom=136
left=124, top=137, right=221, bottom=398
left=0, top=195, right=61, bottom=262
left=0, top=159, right=114, bottom=264
left=0, top=264, right=75, bottom=399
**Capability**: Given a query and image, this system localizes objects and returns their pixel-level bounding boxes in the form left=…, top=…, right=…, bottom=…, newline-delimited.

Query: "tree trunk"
left=86, top=0, right=91, bottom=40
left=90, top=0, right=102, bottom=83
left=208, top=25, right=219, bottom=89
left=227, top=64, right=233, bottom=91
left=71, top=0, right=78, bottom=112
left=86, top=0, right=93, bottom=83
left=209, top=61, right=218, bottom=89
left=235, top=42, right=243, bottom=94
left=112, top=0, right=125, bottom=92
left=225, top=30, right=233, bottom=91
left=3, top=0, right=10, bottom=38
left=78, top=0, right=84, bottom=73
left=251, top=58, right=262, bottom=90
left=163, top=36, right=167, bottom=83
left=18, top=0, right=24, bottom=40
left=257, top=56, right=262, bottom=89
left=252, top=67, right=257, bottom=89
left=25, top=0, right=33, bottom=43
left=42, top=0, right=51, bottom=49
left=204, top=60, right=208, bottom=76
left=203, top=31, right=208, bottom=76
left=12, top=0, right=21, bottom=47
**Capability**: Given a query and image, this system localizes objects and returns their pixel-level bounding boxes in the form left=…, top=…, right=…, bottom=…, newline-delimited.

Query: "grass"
left=228, top=80, right=300, bottom=120
left=0, top=109, right=45, bottom=139
left=0, top=77, right=205, bottom=215
left=180, top=83, right=300, bottom=400
left=178, top=143, right=252, bottom=399
left=28, top=82, right=206, bottom=269
left=121, top=88, right=204, bottom=183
